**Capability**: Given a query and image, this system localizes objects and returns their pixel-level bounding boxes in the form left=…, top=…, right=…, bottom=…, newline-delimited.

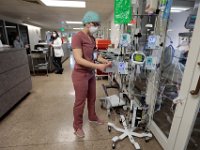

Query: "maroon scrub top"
left=72, top=31, right=96, bottom=73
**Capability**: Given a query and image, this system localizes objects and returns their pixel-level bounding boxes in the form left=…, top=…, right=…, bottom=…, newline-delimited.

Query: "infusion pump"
left=105, top=60, right=129, bottom=75
left=119, top=33, right=131, bottom=47
left=147, top=35, right=160, bottom=49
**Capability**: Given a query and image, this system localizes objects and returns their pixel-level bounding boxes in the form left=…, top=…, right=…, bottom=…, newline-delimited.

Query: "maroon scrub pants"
left=72, top=70, right=98, bottom=131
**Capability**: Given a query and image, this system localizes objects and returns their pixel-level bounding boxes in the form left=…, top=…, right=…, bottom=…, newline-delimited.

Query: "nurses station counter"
left=0, top=47, right=32, bottom=118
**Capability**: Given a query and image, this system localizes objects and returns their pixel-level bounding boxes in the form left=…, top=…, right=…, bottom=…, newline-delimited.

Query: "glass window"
left=19, top=25, right=30, bottom=45
left=0, top=20, right=7, bottom=44
left=153, top=10, right=194, bottom=138
left=187, top=110, right=200, bottom=150
left=5, top=21, right=18, bottom=46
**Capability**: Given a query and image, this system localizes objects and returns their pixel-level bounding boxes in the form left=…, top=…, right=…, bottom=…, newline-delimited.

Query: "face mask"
left=89, top=26, right=98, bottom=34
left=53, top=33, right=57, bottom=37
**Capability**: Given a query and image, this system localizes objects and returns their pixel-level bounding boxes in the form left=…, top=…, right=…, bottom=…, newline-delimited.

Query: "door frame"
left=147, top=5, right=200, bottom=150
left=172, top=13, right=200, bottom=149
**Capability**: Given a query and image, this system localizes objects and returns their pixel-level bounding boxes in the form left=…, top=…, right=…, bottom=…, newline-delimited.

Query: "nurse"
left=72, top=11, right=112, bottom=138
left=51, top=31, right=64, bottom=74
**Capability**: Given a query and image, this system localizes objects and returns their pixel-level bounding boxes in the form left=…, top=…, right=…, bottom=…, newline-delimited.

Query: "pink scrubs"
left=71, top=31, right=98, bottom=131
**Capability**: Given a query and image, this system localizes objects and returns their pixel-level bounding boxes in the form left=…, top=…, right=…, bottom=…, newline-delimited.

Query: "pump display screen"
left=122, top=34, right=127, bottom=40
left=148, top=36, right=156, bottom=44
left=190, top=15, right=196, bottom=24
left=120, top=33, right=131, bottom=47
left=133, top=54, right=145, bottom=62
left=119, top=62, right=125, bottom=70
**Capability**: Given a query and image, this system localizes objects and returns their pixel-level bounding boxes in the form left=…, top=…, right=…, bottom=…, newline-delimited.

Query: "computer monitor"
left=185, top=14, right=196, bottom=30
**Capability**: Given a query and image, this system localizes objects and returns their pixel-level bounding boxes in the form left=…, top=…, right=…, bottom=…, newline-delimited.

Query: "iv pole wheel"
left=112, top=143, right=116, bottom=149
left=108, top=126, right=111, bottom=132
left=145, top=137, right=151, bottom=142
left=108, top=113, right=111, bottom=118
left=100, top=102, right=104, bottom=109
left=119, top=118, right=122, bottom=124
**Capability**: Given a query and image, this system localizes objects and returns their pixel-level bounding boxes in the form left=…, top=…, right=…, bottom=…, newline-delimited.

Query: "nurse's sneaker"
left=74, top=128, right=85, bottom=138
left=89, top=118, right=105, bottom=125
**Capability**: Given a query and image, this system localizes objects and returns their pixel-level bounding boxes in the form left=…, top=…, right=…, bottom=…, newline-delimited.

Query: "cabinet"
left=0, top=48, right=32, bottom=118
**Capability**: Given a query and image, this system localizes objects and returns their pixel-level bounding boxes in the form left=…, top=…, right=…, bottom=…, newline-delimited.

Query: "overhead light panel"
left=40, top=0, right=86, bottom=8
left=66, top=21, right=82, bottom=24
left=171, top=7, right=190, bottom=13
left=5, top=26, right=16, bottom=28
left=167, top=29, right=173, bottom=32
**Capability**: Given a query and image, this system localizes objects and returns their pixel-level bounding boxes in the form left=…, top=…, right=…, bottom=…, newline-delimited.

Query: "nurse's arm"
left=73, top=48, right=110, bottom=71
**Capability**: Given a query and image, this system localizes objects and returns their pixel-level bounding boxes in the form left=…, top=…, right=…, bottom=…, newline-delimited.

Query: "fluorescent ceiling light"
left=66, top=21, right=82, bottom=24
left=6, top=26, right=16, bottom=28
left=171, top=9, right=182, bottom=13
left=41, top=0, right=86, bottom=8
left=73, top=28, right=83, bottom=30
left=167, top=29, right=173, bottom=32
left=171, top=7, right=190, bottom=13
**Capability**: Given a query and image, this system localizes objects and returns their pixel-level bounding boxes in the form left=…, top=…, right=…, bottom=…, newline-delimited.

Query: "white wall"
left=110, top=13, right=121, bottom=48
left=41, top=28, right=47, bottom=41
left=99, top=21, right=110, bottom=39
left=23, top=24, right=41, bottom=50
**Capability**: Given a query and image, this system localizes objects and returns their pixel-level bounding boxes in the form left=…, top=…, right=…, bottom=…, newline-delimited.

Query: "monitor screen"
left=132, top=53, right=145, bottom=62
left=148, top=35, right=156, bottom=44
left=185, top=15, right=196, bottom=29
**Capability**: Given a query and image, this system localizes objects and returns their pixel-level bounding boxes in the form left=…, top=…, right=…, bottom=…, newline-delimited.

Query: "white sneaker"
left=74, top=128, right=85, bottom=138
left=89, top=118, right=105, bottom=125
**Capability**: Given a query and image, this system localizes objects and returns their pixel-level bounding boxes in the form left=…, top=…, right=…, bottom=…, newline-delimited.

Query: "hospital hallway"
left=0, top=55, right=162, bottom=150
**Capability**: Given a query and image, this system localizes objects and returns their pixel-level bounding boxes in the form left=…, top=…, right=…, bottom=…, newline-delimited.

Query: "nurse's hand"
left=96, top=63, right=111, bottom=72
left=106, top=61, right=112, bottom=67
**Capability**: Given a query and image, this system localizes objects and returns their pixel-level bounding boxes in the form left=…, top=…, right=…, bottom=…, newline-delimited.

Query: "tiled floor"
left=0, top=57, right=163, bottom=150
